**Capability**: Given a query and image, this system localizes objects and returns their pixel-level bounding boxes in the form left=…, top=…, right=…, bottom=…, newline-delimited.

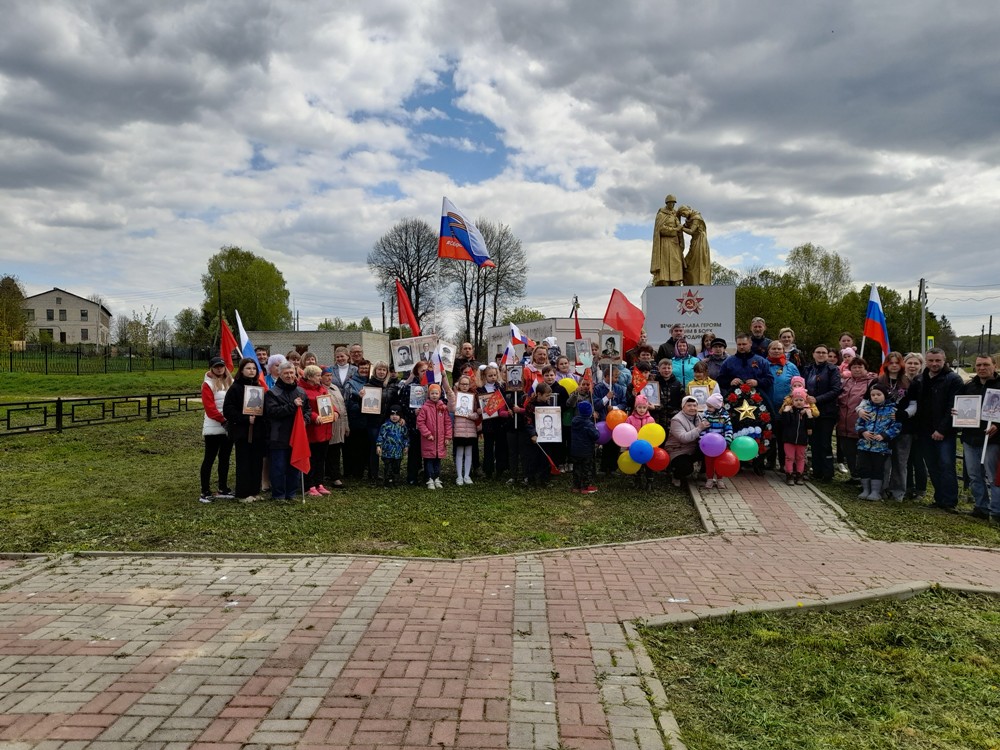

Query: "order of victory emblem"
left=676, top=289, right=704, bottom=316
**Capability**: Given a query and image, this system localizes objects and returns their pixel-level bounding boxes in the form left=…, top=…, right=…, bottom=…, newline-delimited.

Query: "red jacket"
left=299, top=378, right=334, bottom=443
left=417, top=399, right=452, bottom=458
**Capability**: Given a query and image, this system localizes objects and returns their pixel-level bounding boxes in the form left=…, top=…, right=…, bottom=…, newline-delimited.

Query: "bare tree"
left=367, top=218, right=439, bottom=329
left=442, top=218, right=528, bottom=356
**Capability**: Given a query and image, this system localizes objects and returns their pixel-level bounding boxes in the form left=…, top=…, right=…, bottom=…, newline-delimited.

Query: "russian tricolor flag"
left=863, top=285, right=891, bottom=361
left=509, top=322, right=535, bottom=349
left=499, top=340, right=518, bottom=367
left=425, top=342, right=447, bottom=386
left=438, top=197, right=495, bottom=268
left=235, top=310, right=267, bottom=386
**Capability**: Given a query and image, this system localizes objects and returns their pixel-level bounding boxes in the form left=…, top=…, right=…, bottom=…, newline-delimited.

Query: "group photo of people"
left=198, top=320, right=1000, bottom=527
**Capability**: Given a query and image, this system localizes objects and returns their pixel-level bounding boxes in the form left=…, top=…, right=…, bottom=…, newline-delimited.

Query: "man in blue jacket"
left=718, top=333, right=774, bottom=397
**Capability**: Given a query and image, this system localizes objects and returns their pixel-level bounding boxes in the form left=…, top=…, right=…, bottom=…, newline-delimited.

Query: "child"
left=780, top=375, right=820, bottom=415
left=477, top=363, right=510, bottom=479
left=449, top=374, right=481, bottom=485
left=779, top=387, right=813, bottom=485
left=686, top=360, right=721, bottom=401
left=627, top=395, right=656, bottom=489
left=376, top=405, right=409, bottom=487
left=854, top=382, right=900, bottom=501
left=525, top=382, right=554, bottom=487
left=702, top=393, right=734, bottom=489
left=571, top=400, right=600, bottom=494
left=416, top=383, right=452, bottom=489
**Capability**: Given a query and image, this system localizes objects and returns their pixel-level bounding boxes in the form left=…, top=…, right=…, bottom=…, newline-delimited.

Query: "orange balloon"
left=606, top=408, right=628, bottom=429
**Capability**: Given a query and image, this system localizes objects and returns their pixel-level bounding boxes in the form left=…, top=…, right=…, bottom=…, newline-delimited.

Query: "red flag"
left=573, top=303, right=583, bottom=364
left=603, top=289, right=645, bottom=353
left=395, top=278, right=421, bottom=336
left=289, top=405, right=311, bottom=475
left=220, top=319, right=239, bottom=367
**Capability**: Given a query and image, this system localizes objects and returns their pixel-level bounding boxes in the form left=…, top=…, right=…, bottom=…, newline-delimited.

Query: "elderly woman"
left=299, top=364, right=334, bottom=496
left=264, top=360, right=311, bottom=500
left=671, top=339, right=698, bottom=390
left=765, top=339, right=801, bottom=471
left=264, top=354, right=286, bottom=389
left=665, top=395, right=709, bottom=486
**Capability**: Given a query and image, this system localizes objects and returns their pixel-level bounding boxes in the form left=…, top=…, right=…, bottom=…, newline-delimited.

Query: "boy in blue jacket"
left=855, top=382, right=900, bottom=500
left=376, top=405, right=410, bottom=487
left=571, top=401, right=601, bottom=494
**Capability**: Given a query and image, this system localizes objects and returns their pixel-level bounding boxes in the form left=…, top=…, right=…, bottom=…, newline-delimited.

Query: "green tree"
left=710, top=262, right=740, bottom=286
left=367, top=218, right=439, bottom=329
left=201, top=245, right=292, bottom=332
left=785, top=243, right=852, bottom=303
left=174, top=307, right=210, bottom=348
left=500, top=306, right=546, bottom=325
left=0, top=275, right=28, bottom=347
left=317, top=317, right=346, bottom=331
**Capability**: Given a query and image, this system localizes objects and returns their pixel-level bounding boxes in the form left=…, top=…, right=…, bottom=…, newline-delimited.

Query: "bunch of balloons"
left=697, top=431, right=760, bottom=477
left=596, top=409, right=670, bottom=475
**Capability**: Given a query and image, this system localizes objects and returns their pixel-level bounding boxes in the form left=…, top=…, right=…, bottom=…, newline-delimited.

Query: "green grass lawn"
left=640, top=588, right=1000, bottom=750
left=0, top=410, right=702, bottom=556
left=820, top=477, right=1000, bottom=549
left=0, top=370, right=203, bottom=400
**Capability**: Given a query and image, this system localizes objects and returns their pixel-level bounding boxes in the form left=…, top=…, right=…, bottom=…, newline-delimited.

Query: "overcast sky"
left=3, top=1, right=999, bottom=339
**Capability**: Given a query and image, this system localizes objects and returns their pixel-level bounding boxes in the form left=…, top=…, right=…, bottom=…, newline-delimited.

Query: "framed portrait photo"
left=952, top=395, right=982, bottom=428
left=535, top=406, right=562, bottom=443
left=315, top=394, right=336, bottom=424
left=576, top=337, right=593, bottom=367
left=598, top=332, right=622, bottom=365
left=454, top=391, right=476, bottom=418
left=641, top=381, right=661, bottom=407
left=409, top=385, right=427, bottom=409
left=242, top=385, right=264, bottom=416
left=506, top=365, right=524, bottom=392
left=361, top=386, right=383, bottom=415
left=689, top=385, right=710, bottom=408
left=982, top=388, right=1000, bottom=424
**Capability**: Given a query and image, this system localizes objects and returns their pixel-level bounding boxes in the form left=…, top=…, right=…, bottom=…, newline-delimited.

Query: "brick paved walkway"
left=1, top=476, right=999, bottom=749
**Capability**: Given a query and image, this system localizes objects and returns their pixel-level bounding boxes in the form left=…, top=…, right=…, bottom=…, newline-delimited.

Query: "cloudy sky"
left=3, top=1, right=999, bottom=338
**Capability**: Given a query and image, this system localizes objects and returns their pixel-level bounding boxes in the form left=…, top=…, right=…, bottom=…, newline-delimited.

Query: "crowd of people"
left=197, top=321, right=1000, bottom=526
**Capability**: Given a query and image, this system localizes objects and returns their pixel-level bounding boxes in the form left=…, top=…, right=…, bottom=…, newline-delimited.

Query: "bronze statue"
left=677, top=205, right=711, bottom=286
left=650, top=194, right=685, bottom=286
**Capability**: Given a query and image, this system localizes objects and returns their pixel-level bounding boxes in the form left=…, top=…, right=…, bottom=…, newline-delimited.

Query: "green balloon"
left=731, top=435, right=759, bottom=461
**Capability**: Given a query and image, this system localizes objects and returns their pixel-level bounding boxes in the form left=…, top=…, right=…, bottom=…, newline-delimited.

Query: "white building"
left=22, top=287, right=111, bottom=345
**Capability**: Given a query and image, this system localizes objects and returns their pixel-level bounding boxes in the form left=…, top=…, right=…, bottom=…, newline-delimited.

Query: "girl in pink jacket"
left=417, top=384, right=452, bottom=489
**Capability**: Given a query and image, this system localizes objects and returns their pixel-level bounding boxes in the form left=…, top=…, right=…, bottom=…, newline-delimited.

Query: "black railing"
left=0, top=393, right=201, bottom=436
left=3, top=344, right=215, bottom=374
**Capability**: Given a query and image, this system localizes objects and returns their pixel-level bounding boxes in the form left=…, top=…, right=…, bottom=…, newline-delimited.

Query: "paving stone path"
left=1, top=475, right=998, bottom=750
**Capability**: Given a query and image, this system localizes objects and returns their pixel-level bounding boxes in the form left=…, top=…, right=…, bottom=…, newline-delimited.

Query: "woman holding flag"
left=264, top=361, right=311, bottom=501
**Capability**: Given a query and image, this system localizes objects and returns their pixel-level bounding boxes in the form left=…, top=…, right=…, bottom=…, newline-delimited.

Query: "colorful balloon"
left=612, top=423, right=638, bottom=448
left=618, top=452, right=642, bottom=474
left=629, top=438, right=654, bottom=464
left=715, top=449, right=741, bottom=477
left=606, top=408, right=627, bottom=429
left=647, top=447, right=670, bottom=472
left=731, top=435, right=759, bottom=461
left=699, top=432, right=727, bottom=457
left=596, top=421, right=612, bottom=445
left=559, top=377, right=578, bottom=394
left=637, top=422, right=666, bottom=447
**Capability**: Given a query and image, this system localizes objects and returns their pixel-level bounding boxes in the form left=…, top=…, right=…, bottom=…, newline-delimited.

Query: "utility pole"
left=918, top=278, right=927, bottom=354
left=382, top=301, right=386, bottom=333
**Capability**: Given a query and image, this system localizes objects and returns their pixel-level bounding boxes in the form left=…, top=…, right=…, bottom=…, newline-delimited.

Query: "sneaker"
left=317, top=485, right=331, bottom=496
left=216, top=488, right=235, bottom=499
left=427, top=479, right=436, bottom=490
left=198, top=494, right=213, bottom=503
left=716, top=478, right=727, bottom=489
left=703, top=478, right=715, bottom=489
left=307, top=487, right=322, bottom=497
left=584, top=486, right=598, bottom=494
left=434, top=478, right=443, bottom=489
left=238, top=495, right=256, bottom=504
left=456, top=476, right=465, bottom=486
left=464, top=476, right=473, bottom=485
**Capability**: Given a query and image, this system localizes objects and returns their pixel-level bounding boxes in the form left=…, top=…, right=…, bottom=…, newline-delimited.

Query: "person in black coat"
left=222, top=358, right=269, bottom=502
left=263, top=361, right=311, bottom=500
left=803, top=344, right=843, bottom=481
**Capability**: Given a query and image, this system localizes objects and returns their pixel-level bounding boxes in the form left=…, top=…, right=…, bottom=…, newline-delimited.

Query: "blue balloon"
left=629, top=438, right=654, bottom=464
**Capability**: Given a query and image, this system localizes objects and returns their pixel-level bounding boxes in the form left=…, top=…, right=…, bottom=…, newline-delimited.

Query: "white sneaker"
left=456, top=476, right=465, bottom=486
left=464, top=476, right=473, bottom=485
left=426, top=479, right=436, bottom=490
left=434, top=478, right=443, bottom=489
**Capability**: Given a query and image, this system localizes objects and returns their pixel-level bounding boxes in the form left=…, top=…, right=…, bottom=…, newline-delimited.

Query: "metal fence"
left=0, top=393, right=202, bottom=436
left=3, top=344, right=215, bottom=375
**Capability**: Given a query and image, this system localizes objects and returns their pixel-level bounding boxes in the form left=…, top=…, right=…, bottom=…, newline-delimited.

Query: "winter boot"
left=857, top=479, right=871, bottom=500
left=867, top=480, right=884, bottom=501
left=785, top=473, right=795, bottom=486
left=794, top=472, right=804, bottom=485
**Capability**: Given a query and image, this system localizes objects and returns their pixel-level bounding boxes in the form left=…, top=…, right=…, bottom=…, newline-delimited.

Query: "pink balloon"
left=612, top=422, right=638, bottom=448
left=700, top=432, right=727, bottom=457
left=596, top=421, right=612, bottom=445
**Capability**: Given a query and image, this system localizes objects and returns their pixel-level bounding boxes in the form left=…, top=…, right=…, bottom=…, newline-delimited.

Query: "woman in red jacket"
left=200, top=356, right=233, bottom=503
left=299, top=364, right=336, bottom=496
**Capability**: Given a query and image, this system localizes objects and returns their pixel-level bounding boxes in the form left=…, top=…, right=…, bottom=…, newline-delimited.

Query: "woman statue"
left=677, top=205, right=711, bottom=286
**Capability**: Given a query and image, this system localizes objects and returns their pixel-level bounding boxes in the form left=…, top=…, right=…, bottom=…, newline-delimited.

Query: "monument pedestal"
left=642, top=285, right=736, bottom=352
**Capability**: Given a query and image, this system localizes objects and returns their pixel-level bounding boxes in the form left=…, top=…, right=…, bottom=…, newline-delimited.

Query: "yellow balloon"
left=637, top=423, right=666, bottom=447
left=618, top=452, right=642, bottom=474
left=559, top=377, right=578, bottom=394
